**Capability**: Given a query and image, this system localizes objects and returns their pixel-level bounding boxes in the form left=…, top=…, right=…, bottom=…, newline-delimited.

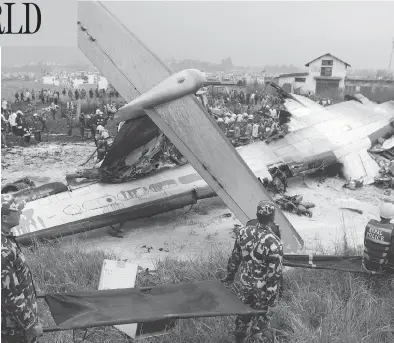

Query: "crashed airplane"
left=12, top=83, right=394, bottom=248
left=9, top=1, right=394, bottom=255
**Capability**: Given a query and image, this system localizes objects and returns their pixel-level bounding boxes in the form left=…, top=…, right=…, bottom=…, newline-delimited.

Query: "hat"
left=1, top=194, right=26, bottom=213
left=257, top=200, right=275, bottom=217
left=379, top=202, right=394, bottom=219
left=33, top=113, right=38, bottom=117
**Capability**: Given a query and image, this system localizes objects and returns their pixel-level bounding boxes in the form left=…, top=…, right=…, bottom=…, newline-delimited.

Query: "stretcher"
left=38, top=254, right=388, bottom=342
left=283, top=254, right=385, bottom=274
left=40, top=280, right=267, bottom=341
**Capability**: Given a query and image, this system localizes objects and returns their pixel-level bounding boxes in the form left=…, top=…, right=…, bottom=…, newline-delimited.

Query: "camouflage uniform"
left=1, top=195, right=38, bottom=343
left=226, top=202, right=283, bottom=342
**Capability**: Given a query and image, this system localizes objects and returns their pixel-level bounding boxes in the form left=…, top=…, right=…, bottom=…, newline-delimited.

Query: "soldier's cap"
left=1, top=194, right=26, bottom=214
left=257, top=200, right=276, bottom=217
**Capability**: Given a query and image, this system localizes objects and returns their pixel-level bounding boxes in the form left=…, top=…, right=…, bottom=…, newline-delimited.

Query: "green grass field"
left=22, top=236, right=394, bottom=343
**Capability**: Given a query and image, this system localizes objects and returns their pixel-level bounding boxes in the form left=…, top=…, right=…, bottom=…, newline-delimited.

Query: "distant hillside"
left=2, top=62, right=96, bottom=74
left=166, top=58, right=304, bottom=74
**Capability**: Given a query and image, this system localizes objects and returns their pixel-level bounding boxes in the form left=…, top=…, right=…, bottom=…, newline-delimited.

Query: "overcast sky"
left=2, top=1, right=394, bottom=69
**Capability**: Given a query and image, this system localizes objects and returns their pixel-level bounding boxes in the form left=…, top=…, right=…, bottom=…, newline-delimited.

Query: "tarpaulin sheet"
left=283, top=254, right=384, bottom=274
left=44, top=280, right=265, bottom=330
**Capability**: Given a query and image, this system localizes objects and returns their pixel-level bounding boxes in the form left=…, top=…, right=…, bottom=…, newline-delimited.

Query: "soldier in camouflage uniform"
left=223, top=200, right=283, bottom=343
left=1, top=194, right=43, bottom=343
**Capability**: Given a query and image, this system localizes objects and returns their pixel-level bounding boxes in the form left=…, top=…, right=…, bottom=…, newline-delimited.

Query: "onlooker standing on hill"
left=1, top=111, right=8, bottom=148
left=51, top=102, right=57, bottom=120
left=38, top=111, right=49, bottom=133
left=66, top=109, right=74, bottom=136
left=53, top=91, right=59, bottom=105
left=32, top=114, right=42, bottom=143
left=14, top=93, right=19, bottom=103
left=2, top=99, right=7, bottom=111
left=79, top=112, right=86, bottom=140
left=8, top=111, right=17, bottom=136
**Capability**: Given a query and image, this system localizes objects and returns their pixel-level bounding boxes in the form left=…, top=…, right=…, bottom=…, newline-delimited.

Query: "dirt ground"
left=2, top=140, right=392, bottom=269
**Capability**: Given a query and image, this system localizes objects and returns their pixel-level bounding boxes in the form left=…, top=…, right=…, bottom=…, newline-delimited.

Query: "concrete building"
left=273, top=72, right=310, bottom=94
left=273, top=53, right=351, bottom=98
left=305, top=53, right=350, bottom=97
left=72, top=78, right=85, bottom=88
left=42, top=75, right=59, bottom=85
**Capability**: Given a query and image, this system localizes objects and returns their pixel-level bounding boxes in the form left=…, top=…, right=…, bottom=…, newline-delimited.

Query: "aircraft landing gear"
left=109, top=222, right=125, bottom=238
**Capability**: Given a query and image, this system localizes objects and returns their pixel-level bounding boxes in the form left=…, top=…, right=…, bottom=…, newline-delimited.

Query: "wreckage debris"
left=368, top=134, right=394, bottom=189
left=340, top=207, right=363, bottom=214
left=343, top=177, right=364, bottom=190
left=274, top=194, right=315, bottom=217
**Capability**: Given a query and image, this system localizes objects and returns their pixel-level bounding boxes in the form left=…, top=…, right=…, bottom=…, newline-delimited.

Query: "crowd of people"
left=207, top=88, right=292, bottom=147
left=11, top=87, right=120, bottom=105
left=1, top=92, right=120, bottom=149
left=3, top=83, right=334, bottom=151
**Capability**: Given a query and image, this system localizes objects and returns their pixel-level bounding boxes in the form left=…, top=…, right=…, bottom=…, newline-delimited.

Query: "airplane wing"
left=102, top=87, right=393, bottom=186
left=277, top=91, right=394, bottom=182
